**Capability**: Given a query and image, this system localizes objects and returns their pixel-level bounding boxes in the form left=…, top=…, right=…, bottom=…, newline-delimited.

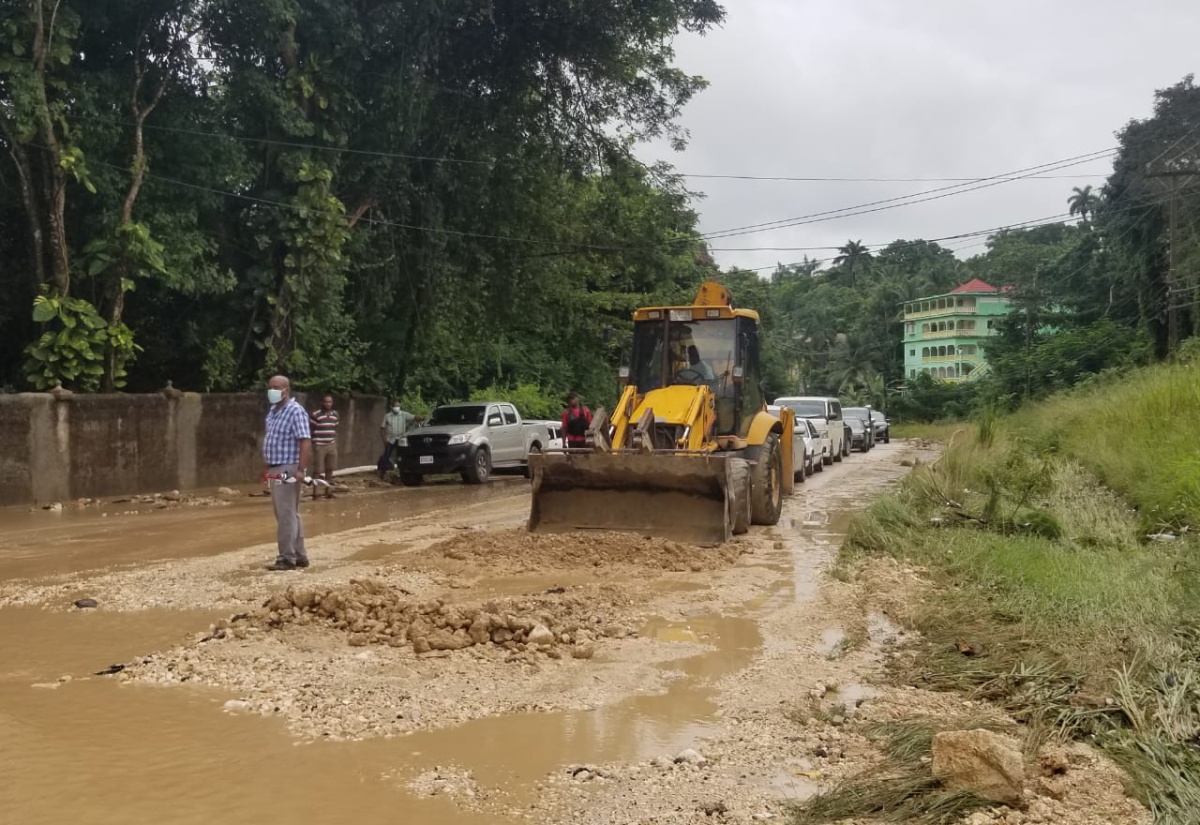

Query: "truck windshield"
left=630, top=318, right=737, bottom=393
left=428, top=406, right=486, bottom=426
left=782, top=401, right=825, bottom=418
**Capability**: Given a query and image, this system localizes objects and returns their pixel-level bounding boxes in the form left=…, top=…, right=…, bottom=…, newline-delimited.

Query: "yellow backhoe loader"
left=528, top=281, right=794, bottom=545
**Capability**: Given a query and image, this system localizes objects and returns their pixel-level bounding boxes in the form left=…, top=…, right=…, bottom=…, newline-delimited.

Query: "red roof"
left=949, top=278, right=999, bottom=294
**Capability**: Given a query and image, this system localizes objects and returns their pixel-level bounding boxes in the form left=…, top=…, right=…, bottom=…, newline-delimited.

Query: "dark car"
left=846, top=416, right=870, bottom=452
left=873, top=413, right=890, bottom=444
left=842, top=407, right=876, bottom=450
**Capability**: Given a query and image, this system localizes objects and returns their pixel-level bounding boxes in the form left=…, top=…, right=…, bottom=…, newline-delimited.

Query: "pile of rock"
left=229, top=579, right=608, bottom=658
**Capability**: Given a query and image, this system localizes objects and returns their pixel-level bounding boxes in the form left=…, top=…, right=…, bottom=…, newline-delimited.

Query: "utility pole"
left=1146, top=158, right=1199, bottom=355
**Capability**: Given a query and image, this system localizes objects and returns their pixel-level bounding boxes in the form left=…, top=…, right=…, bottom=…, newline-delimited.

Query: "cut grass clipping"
left=798, top=361, right=1200, bottom=824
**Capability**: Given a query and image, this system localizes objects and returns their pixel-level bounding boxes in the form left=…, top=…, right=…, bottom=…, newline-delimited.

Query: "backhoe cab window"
left=630, top=318, right=737, bottom=393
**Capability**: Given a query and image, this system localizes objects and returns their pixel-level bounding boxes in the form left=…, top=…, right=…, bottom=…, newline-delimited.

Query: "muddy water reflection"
left=3, top=599, right=760, bottom=824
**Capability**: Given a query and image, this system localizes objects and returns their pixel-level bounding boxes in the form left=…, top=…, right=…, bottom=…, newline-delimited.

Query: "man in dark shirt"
left=561, top=393, right=593, bottom=449
left=310, top=395, right=340, bottom=499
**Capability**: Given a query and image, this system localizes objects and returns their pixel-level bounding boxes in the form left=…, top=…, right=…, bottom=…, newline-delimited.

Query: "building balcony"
left=915, top=353, right=984, bottom=366
left=917, top=328, right=980, bottom=340
left=904, top=306, right=978, bottom=320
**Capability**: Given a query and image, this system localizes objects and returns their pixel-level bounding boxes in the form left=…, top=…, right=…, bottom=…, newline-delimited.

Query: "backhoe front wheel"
left=750, top=433, right=784, bottom=526
left=729, top=458, right=751, bottom=535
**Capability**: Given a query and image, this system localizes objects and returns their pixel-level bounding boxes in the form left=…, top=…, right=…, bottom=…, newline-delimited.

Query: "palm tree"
left=1067, top=185, right=1100, bottom=223
left=833, top=240, right=873, bottom=287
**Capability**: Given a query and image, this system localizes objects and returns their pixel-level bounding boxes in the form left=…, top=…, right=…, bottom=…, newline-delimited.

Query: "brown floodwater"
left=0, top=477, right=843, bottom=824
left=1, top=605, right=760, bottom=824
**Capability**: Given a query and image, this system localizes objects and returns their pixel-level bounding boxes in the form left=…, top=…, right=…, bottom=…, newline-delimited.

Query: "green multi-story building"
left=902, top=279, right=1013, bottom=383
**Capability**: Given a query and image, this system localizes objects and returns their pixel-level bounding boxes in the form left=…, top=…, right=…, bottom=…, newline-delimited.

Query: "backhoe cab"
left=528, top=281, right=793, bottom=545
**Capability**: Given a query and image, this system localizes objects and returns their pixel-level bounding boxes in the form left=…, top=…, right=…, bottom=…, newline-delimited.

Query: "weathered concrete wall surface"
left=0, top=391, right=387, bottom=505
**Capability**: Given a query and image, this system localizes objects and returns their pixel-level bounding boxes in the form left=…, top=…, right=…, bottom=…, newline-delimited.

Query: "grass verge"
left=793, top=362, right=1200, bottom=824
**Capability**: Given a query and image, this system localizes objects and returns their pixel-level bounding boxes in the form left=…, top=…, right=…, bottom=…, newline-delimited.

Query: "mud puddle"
left=3, top=606, right=760, bottom=825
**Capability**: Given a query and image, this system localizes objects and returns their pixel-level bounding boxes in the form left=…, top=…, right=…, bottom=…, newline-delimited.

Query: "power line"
left=680, top=172, right=1108, bottom=183
left=89, top=156, right=1100, bottom=257
left=75, top=115, right=497, bottom=167
left=698, top=149, right=1116, bottom=241
left=79, top=114, right=1112, bottom=187
left=710, top=212, right=1076, bottom=254
left=737, top=182, right=1197, bottom=275
left=88, top=143, right=1180, bottom=265
left=89, top=160, right=688, bottom=252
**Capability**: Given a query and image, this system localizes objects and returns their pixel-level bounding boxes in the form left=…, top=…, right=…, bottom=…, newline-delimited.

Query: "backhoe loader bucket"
left=528, top=451, right=733, bottom=546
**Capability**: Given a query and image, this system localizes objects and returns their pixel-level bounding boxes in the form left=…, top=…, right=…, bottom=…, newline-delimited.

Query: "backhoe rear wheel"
left=729, top=458, right=751, bottom=535
left=750, top=433, right=784, bottom=526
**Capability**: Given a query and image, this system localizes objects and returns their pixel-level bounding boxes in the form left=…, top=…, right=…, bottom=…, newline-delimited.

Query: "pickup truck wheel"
left=399, top=472, right=424, bottom=487
left=525, top=444, right=541, bottom=480
left=750, top=433, right=784, bottom=526
left=463, top=447, right=491, bottom=484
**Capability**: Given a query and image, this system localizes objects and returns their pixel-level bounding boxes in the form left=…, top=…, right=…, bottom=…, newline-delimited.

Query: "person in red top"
left=561, top=392, right=593, bottom=449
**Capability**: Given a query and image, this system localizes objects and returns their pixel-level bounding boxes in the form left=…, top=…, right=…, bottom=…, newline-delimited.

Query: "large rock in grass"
left=932, top=729, right=1025, bottom=806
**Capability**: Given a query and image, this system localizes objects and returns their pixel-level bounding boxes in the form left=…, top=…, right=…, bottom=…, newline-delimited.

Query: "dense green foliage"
left=0, top=0, right=722, bottom=408
left=2, top=1, right=1198, bottom=420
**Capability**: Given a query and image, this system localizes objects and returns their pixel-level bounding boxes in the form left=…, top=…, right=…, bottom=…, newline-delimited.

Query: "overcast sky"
left=639, top=0, right=1200, bottom=274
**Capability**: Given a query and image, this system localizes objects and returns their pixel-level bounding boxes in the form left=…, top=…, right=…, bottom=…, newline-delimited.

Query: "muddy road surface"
left=1, top=444, right=1141, bottom=825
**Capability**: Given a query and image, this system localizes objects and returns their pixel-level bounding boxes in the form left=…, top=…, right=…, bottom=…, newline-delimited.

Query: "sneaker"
left=265, top=559, right=296, bottom=571
left=294, top=558, right=310, bottom=569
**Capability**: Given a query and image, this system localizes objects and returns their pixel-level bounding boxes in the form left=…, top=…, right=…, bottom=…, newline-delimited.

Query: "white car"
left=525, top=420, right=565, bottom=451
left=774, top=396, right=846, bottom=465
left=798, top=417, right=823, bottom=477
left=769, top=405, right=821, bottom=481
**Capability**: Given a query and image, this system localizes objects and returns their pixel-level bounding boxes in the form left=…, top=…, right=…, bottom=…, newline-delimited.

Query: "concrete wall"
left=0, top=391, right=388, bottom=505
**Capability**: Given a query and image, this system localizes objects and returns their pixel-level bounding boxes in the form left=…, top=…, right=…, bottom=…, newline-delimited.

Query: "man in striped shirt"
left=263, top=375, right=311, bottom=571
left=309, top=395, right=340, bottom=500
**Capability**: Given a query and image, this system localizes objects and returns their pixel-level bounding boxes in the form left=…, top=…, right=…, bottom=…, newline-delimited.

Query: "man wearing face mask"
left=378, top=399, right=415, bottom=479
left=263, top=375, right=312, bottom=571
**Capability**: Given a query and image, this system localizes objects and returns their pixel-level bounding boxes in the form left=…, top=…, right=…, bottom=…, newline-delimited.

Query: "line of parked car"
left=386, top=396, right=887, bottom=488
left=767, top=396, right=890, bottom=484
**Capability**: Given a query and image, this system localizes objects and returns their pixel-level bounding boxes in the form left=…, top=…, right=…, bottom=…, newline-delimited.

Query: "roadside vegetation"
left=795, top=360, right=1200, bottom=824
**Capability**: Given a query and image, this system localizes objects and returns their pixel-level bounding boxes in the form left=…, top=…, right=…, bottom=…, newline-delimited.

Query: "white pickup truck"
left=394, top=401, right=549, bottom=486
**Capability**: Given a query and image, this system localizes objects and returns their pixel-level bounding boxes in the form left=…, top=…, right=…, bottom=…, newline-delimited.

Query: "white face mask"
left=267, top=389, right=284, bottom=404
left=391, top=406, right=400, bottom=414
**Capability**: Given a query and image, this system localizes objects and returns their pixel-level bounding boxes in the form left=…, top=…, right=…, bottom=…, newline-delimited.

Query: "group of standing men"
left=260, top=378, right=592, bottom=572
left=260, top=378, right=419, bottom=571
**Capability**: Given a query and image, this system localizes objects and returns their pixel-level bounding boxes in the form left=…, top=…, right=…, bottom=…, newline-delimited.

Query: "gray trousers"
left=270, top=463, right=307, bottom=563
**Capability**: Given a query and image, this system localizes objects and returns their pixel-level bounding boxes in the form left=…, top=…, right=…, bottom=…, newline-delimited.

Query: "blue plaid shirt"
left=263, top=398, right=311, bottom=465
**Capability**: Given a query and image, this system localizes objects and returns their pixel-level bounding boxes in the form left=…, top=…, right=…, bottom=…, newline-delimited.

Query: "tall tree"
left=1067, top=185, right=1100, bottom=223
left=832, top=239, right=873, bottom=286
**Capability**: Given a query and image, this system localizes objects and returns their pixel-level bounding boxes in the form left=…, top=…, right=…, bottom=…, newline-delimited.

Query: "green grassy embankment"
left=795, top=362, right=1200, bottom=824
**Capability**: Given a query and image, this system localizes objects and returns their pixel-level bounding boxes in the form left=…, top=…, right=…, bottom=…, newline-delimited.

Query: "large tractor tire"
left=750, top=433, right=784, bottom=526
left=729, top=457, right=752, bottom=535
